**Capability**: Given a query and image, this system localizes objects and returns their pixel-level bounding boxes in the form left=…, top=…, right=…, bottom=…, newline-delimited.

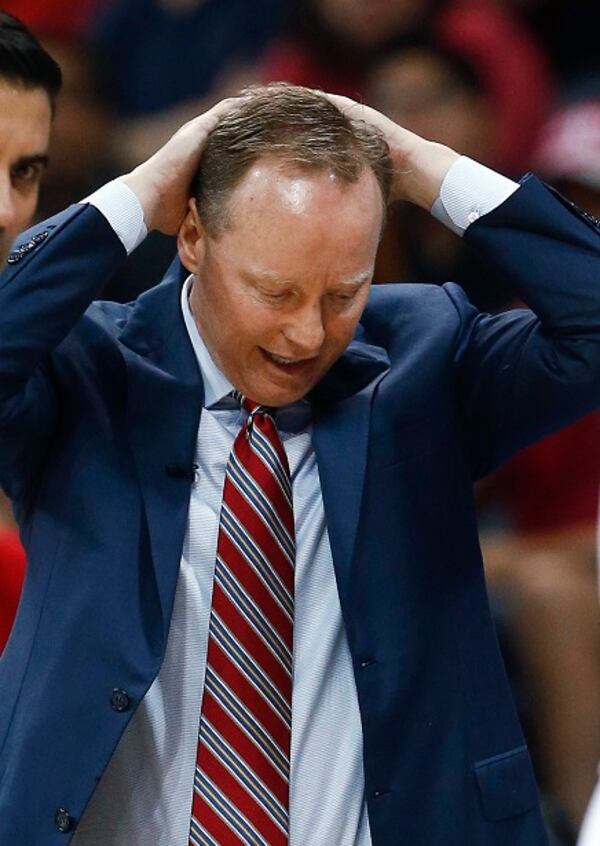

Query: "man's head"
left=0, top=11, right=61, bottom=264
left=179, top=84, right=392, bottom=407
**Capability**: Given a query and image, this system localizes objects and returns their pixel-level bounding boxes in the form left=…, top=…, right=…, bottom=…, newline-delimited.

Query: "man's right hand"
left=120, top=97, right=240, bottom=235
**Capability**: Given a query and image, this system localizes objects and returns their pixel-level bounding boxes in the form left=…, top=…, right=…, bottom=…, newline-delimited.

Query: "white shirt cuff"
left=431, top=157, right=519, bottom=236
left=84, top=180, right=148, bottom=254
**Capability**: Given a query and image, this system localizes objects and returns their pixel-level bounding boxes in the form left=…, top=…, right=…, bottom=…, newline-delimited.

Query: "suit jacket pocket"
left=474, top=745, right=539, bottom=821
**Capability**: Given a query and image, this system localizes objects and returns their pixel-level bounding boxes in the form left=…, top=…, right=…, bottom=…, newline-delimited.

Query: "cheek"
left=323, top=298, right=368, bottom=350
left=14, top=189, right=38, bottom=233
left=220, top=290, right=282, bottom=349
left=0, top=233, right=9, bottom=264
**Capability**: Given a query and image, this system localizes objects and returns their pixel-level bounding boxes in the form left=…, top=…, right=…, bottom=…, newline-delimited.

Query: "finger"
left=188, top=95, right=245, bottom=131
left=324, top=93, right=359, bottom=115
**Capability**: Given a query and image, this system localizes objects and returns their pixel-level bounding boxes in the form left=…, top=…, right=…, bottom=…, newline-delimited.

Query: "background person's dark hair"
left=192, top=83, right=393, bottom=238
left=0, top=11, right=62, bottom=112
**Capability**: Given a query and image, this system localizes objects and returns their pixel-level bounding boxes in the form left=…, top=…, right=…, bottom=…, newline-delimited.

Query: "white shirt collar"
left=180, top=274, right=233, bottom=408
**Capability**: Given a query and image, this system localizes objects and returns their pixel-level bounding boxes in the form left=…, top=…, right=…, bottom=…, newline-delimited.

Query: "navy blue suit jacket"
left=0, top=176, right=599, bottom=845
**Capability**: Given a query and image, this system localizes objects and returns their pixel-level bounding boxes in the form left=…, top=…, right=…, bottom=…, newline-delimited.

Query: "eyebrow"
left=337, top=272, right=373, bottom=289
left=245, top=270, right=372, bottom=288
left=245, top=270, right=287, bottom=285
left=11, top=154, right=50, bottom=171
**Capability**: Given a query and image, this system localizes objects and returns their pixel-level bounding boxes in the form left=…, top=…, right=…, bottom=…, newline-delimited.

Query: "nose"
left=283, top=301, right=325, bottom=356
left=0, top=175, right=17, bottom=230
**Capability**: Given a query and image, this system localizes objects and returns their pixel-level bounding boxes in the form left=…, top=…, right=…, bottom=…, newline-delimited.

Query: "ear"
left=177, top=198, right=205, bottom=274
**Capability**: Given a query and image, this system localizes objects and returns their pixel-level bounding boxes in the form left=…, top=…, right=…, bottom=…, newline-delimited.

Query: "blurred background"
left=0, top=1, right=598, bottom=843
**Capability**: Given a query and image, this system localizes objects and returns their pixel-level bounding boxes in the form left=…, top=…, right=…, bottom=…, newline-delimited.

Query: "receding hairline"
left=232, top=152, right=384, bottom=187
left=192, top=83, right=393, bottom=238
left=203, top=153, right=387, bottom=238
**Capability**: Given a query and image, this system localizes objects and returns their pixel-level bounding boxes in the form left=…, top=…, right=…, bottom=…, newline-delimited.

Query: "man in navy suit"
left=0, top=10, right=62, bottom=652
left=0, top=84, right=599, bottom=846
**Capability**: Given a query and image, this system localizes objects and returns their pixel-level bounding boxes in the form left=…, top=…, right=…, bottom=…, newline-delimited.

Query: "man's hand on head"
left=323, top=93, right=460, bottom=211
left=118, top=88, right=460, bottom=234
left=120, top=97, right=241, bottom=235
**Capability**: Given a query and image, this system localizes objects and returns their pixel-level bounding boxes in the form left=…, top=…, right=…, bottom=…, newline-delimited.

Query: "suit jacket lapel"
left=312, top=341, right=390, bottom=604
left=119, top=260, right=203, bottom=636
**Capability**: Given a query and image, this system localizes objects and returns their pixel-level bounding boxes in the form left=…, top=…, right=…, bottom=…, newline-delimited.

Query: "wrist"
left=390, top=139, right=459, bottom=210
left=120, top=167, right=161, bottom=232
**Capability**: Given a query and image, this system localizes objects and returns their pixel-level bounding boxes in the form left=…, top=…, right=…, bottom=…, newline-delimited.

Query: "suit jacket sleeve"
left=447, top=174, right=600, bottom=479
left=0, top=204, right=127, bottom=514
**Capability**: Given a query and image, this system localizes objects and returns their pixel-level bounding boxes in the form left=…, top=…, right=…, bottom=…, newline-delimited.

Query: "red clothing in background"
left=1, top=0, right=101, bottom=39
left=260, top=0, right=552, bottom=174
left=0, top=529, right=26, bottom=653
left=493, top=412, right=600, bottom=534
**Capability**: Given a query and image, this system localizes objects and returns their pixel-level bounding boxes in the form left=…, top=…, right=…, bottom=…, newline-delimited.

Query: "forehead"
left=214, top=159, right=383, bottom=283
left=0, top=81, right=52, bottom=161
left=226, top=158, right=383, bottom=235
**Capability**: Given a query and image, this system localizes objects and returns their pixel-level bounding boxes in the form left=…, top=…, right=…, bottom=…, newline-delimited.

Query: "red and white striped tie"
left=189, top=394, right=295, bottom=846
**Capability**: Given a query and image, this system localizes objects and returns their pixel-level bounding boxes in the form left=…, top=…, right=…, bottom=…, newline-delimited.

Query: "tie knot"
left=231, top=390, right=274, bottom=420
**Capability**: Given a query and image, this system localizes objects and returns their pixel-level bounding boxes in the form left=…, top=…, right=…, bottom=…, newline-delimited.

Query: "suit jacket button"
left=110, top=688, right=130, bottom=712
left=55, top=808, right=73, bottom=833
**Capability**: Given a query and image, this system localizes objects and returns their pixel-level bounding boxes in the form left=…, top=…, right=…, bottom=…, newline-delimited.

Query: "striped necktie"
left=189, top=393, right=295, bottom=846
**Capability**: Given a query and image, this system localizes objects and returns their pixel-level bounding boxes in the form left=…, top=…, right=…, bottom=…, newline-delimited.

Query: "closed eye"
left=329, top=291, right=358, bottom=305
left=261, top=290, right=288, bottom=302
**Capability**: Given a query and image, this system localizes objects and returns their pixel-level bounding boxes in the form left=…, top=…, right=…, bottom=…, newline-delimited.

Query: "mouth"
left=259, top=348, right=318, bottom=376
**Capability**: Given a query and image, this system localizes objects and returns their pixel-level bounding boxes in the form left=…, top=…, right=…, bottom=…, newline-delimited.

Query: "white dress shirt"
left=579, top=779, right=600, bottom=846
left=72, top=158, right=519, bottom=846
left=579, top=498, right=600, bottom=846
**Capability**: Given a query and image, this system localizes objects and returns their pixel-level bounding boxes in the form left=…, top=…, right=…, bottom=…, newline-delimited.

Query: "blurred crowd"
left=0, top=1, right=599, bottom=843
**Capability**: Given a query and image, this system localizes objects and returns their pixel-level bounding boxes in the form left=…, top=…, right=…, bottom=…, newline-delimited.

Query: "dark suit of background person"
left=0, top=159, right=599, bottom=846
left=0, top=10, right=62, bottom=653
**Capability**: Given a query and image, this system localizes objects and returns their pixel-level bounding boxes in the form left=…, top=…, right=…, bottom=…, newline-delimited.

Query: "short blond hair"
left=192, top=83, right=392, bottom=237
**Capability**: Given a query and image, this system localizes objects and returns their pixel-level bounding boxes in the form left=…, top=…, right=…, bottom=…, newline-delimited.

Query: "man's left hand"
left=324, top=92, right=460, bottom=210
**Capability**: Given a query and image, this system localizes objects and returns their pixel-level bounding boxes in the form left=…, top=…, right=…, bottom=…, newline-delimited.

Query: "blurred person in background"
left=260, top=0, right=552, bottom=174
left=0, top=10, right=61, bottom=653
left=365, top=41, right=514, bottom=309
left=534, top=96, right=600, bottom=222
left=90, top=0, right=288, bottom=171
left=261, top=0, right=438, bottom=95
left=500, top=0, right=599, bottom=85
